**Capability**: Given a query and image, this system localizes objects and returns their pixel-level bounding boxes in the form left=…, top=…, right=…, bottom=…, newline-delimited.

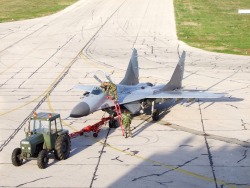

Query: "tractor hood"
left=22, top=133, right=44, bottom=145
left=21, top=133, right=44, bottom=155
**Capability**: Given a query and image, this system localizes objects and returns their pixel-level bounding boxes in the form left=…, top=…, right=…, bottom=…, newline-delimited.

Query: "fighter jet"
left=70, top=49, right=224, bottom=124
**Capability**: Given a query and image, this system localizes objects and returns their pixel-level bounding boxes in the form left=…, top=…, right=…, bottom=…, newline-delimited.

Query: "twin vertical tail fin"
left=119, top=48, right=139, bottom=85
left=162, top=51, right=186, bottom=91
left=119, top=49, right=185, bottom=90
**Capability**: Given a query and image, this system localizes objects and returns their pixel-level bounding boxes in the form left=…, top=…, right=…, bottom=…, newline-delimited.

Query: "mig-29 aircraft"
left=70, top=49, right=224, bottom=126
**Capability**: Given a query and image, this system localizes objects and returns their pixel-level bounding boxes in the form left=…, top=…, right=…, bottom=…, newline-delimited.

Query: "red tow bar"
left=69, top=117, right=111, bottom=138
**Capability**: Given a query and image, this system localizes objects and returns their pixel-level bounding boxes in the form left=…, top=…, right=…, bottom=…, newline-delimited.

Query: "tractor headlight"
left=28, top=147, right=31, bottom=150
left=22, top=147, right=25, bottom=150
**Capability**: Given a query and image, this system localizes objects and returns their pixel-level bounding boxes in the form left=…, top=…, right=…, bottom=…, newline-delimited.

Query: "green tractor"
left=11, top=112, right=71, bottom=169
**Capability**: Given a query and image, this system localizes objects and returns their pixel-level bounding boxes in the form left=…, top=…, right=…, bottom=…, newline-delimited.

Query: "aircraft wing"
left=120, top=89, right=225, bottom=104
left=147, top=90, right=225, bottom=99
left=73, top=84, right=97, bottom=92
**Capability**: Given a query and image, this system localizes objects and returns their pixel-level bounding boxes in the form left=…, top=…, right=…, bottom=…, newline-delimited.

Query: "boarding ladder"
left=107, top=96, right=125, bottom=136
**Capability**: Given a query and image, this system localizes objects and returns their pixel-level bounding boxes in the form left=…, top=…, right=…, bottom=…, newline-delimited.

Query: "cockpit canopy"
left=91, top=87, right=103, bottom=95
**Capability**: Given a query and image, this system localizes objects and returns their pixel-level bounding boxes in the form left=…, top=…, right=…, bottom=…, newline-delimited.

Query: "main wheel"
left=11, top=148, right=23, bottom=167
left=37, top=150, right=49, bottom=169
left=55, top=135, right=71, bottom=160
left=109, top=119, right=119, bottom=128
left=152, top=110, right=160, bottom=121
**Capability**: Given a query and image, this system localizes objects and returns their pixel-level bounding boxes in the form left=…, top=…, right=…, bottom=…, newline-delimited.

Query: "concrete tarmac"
left=0, top=0, right=249, bottom=187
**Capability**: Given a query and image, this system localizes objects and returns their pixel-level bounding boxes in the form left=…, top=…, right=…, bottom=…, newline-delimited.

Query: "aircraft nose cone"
left=70, top=102, right=90, bottom=118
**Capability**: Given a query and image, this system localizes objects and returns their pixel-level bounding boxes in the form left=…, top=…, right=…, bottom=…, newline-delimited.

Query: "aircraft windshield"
left=91, top=87, right=103, bottom=95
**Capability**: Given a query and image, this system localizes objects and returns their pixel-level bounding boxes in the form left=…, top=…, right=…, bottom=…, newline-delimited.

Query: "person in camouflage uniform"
left=121, top=110, right=132, bottom=138
left=101, top=81, right=118, bottom=101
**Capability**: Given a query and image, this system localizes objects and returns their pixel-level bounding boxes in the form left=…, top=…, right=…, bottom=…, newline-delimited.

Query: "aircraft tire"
left=37, top=150, right=49, bottom=169
left=109, top=120, right=114, bottom=128
left=55, top=135, right=71, bottom=160
left=93, top=133, right=98, bottom=137
left=11, top=148, right=23, bottom=167
left=152, top=110, right=160, bottom=121
left=109, top=119, right=119, bottom=128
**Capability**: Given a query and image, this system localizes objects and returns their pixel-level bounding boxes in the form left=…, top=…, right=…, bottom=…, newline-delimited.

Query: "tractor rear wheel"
left=54, top=150, right=60, bottom=160
left=11, top=148, right=23, bottom=167
left=55, top=135, right=71, bottom=160
left=37, top=150, right=49, bottom=169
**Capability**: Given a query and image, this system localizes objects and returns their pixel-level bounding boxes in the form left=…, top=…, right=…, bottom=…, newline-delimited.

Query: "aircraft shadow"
left=69, top=128, right=110, bottom=157
left=107, top=135, right=250, bottom=188
left=131, top=96, right=243, bottom=137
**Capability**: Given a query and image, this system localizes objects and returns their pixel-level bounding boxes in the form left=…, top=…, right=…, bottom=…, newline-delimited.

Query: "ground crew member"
left=121, top=110, right=132, bottom=138
left=101, top=81, right=118, bottom=101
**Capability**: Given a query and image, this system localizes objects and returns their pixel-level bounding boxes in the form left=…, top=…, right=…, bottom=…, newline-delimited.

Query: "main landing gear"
left=152, top=110, right=160, bottom=121
left=151, top=101, right=160, bottom=121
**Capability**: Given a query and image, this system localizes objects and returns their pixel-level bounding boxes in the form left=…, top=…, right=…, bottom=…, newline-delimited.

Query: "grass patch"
left=174, top=0, right=250, bottom=55
left=0, top=0, right=78, bottom=23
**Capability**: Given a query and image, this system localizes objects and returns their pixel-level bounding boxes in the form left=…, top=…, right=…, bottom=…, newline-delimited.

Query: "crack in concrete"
left=241, top=119, right=249, bottom=130
left=132, top=157, right=198, bottom=182
left=16, top=176, right=52, bottom=187
left=123, top=148, right=130, bottom=151
left=203, top=102, right=215, bottom=109
left=130, top=150, right=139, bottom=155
left=0, top=68, right=23, bottom=88
left=179, top=144, right=193, bottom=147
left=18, top=95, right=30, bottom=100
left=111, top=156, right=123, bottom=162
left=220, top=183, right=250, bottom=188
left=198, top=100, right=218, bottom=188
left=237, top=150, right=247, bottom=163
left=225, top=104, right=238, bottom=109
left=89, top=128, right=110, bottom=188
left=156, top=180, right=173, bottom=187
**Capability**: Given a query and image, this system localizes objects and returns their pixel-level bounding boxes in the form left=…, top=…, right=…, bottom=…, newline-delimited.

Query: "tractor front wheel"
left=55, top=135, right=71, bottom=160
left=11, top=148, right=23, bottom=167
left=37, top=150, right=49, bottom=169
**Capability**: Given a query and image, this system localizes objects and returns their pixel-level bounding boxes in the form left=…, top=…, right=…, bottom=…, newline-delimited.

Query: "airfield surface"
left=0, top=0, right=250, bottom=187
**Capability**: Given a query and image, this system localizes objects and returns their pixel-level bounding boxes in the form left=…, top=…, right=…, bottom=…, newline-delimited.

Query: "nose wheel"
left=109, top=119, right=119, bottom=128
